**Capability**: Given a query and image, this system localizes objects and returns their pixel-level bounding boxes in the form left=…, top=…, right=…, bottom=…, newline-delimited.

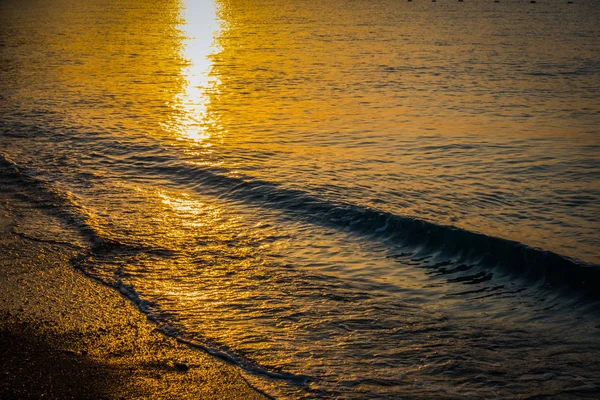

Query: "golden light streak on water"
left=168, top=0, right=223, bottom=146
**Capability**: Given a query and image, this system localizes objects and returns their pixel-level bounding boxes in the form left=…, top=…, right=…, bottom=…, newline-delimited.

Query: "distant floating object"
left=458, top=0, right=463, bottom=2
left=568, top=0, right=573, bottom=3
left=530, top=0, right=536, bottom=2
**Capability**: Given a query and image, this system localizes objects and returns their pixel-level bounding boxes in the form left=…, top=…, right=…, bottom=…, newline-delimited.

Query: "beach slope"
left=0, top=193, right=269, bottom=399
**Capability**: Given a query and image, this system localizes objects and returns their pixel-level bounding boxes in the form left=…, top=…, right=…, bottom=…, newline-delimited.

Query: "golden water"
left=1, top=0, right=599, bottom=397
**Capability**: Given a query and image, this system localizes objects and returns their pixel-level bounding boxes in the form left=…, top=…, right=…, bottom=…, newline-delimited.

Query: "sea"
left=1, top=0, right=599, bottom=398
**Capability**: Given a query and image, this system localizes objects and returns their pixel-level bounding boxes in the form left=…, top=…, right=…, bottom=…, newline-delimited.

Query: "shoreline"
left=0, top=190, right=271, bottom=399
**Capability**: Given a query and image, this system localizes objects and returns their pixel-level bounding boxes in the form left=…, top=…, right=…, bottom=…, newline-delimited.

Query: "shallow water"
left=1, top=0, right=600, bottom=398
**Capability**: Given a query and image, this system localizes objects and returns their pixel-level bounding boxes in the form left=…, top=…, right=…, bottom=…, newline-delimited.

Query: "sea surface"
left=1, top=0, right=600, bottom=398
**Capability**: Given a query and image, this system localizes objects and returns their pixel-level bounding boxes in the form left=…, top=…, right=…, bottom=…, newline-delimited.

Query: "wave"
left=3, top=149, right=600, bottom=391
left=2, top=151, right=599, bottom=300
left=126, top=159, right=600, bottom=297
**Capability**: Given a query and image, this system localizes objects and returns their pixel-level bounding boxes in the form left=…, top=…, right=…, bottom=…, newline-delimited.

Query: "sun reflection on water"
left=168, top=0, right=223, bottom=146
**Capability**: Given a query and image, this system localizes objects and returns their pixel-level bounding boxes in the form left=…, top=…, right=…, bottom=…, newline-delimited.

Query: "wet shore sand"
left=0, top=190, right=270, bottom=399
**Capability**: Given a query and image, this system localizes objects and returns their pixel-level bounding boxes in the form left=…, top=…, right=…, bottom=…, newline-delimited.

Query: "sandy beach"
left=0, top=190, right=269, bottom=399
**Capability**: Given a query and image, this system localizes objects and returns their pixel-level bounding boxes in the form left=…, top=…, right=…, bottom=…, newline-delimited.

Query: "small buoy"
left=530, top=0, right=536, bottom=3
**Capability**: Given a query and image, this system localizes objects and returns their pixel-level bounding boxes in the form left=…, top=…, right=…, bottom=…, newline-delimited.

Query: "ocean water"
left=1, top=0, right=600, bottom=398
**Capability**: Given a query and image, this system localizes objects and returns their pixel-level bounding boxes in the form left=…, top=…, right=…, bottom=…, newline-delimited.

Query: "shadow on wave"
left=3, top=151, right=600, bottom=301
left=128, top=159, right=600, bottom=299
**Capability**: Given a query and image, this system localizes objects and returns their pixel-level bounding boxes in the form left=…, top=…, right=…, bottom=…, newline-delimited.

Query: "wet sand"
left=0, top=193, right=270, bottom=399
